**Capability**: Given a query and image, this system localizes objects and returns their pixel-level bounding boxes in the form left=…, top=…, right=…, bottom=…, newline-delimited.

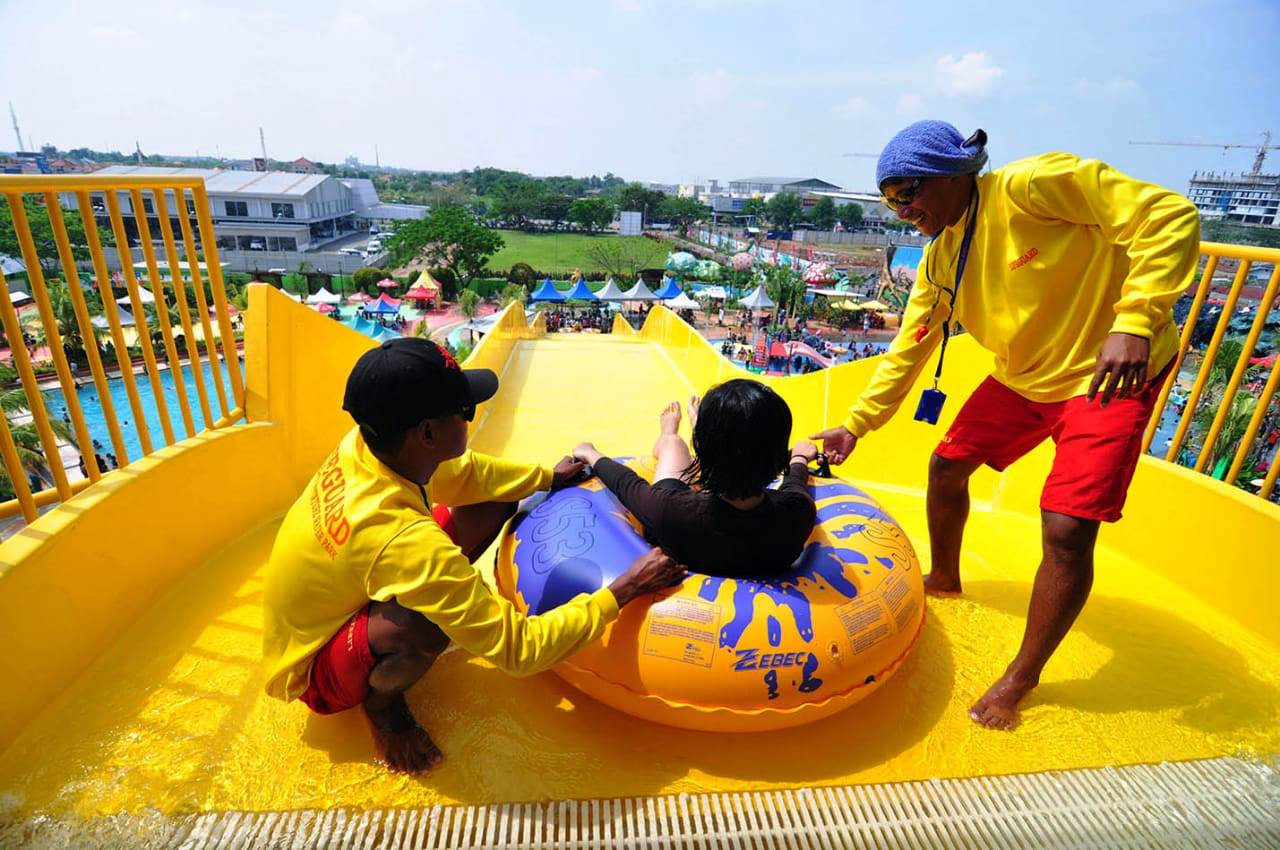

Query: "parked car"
left=339, top=247, right=364, bottom=257
left=367, top=240, right=382, bottom=252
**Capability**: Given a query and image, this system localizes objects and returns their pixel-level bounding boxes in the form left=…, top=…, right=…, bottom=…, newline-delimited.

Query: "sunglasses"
left=881, top=178, right=922, bottom=211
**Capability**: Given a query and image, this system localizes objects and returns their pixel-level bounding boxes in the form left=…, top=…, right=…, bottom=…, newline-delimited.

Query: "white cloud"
left=896, top=93, right=923, bottom=115
left=1074, top=76, right=1139, bottom=96
left=934, top=52, right=1004, bottom=97
left=832, top=96, right=867, bottom=118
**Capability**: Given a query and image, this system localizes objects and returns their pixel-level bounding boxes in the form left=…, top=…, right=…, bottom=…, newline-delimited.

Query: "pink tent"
left=375, top=293, right=402, bottom=308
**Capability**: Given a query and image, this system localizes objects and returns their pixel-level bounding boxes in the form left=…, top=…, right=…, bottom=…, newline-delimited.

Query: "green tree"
left=611, top=183, right=666, bottom=225
left=763, top=262, right=806, bottom=321
left=387, top=204, right=504, bottom=288
left=0, top=194, right=112, bottom=275
left=808, top=196, right=837, bottom=230
left=568, top=197, right=616, bottom=233
left=491, top=179, right=549, bottom=227
left=765, top=193, right=803, bottom=229
left=741, top=198, right=768, bottom=221
left=583, top=237, right=666, bottom=281
left=500, top=282, right=528, bottom=307
left=538, top=195, right=572, bottom=229
left=26, top=279, right=103, bottom=367
left=656, top=197, right=707, bottom=228
left=352, top=266, right=387, bottom=292
left=836, top=202, right=864, bottom=230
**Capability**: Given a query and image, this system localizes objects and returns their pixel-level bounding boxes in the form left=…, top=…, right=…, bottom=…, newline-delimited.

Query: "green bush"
left=431, top=267, right=459, bottom=300
left=352, top=266, right=387, bottom=292
left=467, top=278, right=509, bottom=298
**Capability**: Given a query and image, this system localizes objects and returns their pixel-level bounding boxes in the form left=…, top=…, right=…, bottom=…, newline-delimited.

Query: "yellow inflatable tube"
left=496, top=459, right=925, bottom=732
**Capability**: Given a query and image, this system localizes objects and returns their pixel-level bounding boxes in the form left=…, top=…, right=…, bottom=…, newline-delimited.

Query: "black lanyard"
left=926, top=186, right=980, bottom=387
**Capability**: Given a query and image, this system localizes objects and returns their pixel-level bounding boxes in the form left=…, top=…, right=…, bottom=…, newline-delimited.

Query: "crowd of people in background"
left=547, top=307, right=613, bottom=334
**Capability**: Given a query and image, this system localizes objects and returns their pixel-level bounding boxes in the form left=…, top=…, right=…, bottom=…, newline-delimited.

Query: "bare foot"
left=923, top=571, right=962, bottom=596
left=364, top=696, right=443, bottom=773
left=659, top=401, right=681, bottom=435
left=687, top=395, right=701, bottom=429
left=968, top=668, right=1038, bottom=731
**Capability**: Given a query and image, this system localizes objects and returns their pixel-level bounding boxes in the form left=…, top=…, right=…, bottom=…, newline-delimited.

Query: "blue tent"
left=653, top=276, right=683, bottom=300
left=364, top=299, right=399, bottom=315
left=564, top=278, right=596, bottom=301
left=530, top=277, right=567, bottom=302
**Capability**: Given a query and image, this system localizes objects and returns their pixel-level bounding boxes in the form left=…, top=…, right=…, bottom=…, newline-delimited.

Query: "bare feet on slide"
left=659, top=401, right=681, bottom=435
left=968, top=668, right=1039, bottom=731
left=923, top=571, right=963, bottom=596
left=687, top=395, right=701, bottom=429
left=365, top=695, right=444, bottom=773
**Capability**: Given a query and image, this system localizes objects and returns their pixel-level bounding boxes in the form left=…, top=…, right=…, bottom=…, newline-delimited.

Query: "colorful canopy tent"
left=653, top=277, right=683, bottom=300
left=620, top=279, right=659, bottom=301
left=530, top=278, right=567, bottom=303
left=736, top=286, right=775, bottom=310
left=363, top=298, right=400, bottom=315
left=305, top=287, right=342, bottom=305
left=374, top=293, right=402, bottom=308
left=859, top=300, right=890, bottom=311
left=564, top=278, right=596, bottom=301
left=407, top=270, right=441, bottom=301
left=593, top=278, right=627, bottom=301
left=664, top=292, right=701, bottom=310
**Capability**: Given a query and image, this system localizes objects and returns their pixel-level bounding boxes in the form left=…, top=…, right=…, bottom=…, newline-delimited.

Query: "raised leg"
left=925, top=452, right=982, bottom=595
left=653, top=400, right=694, bottom=483
left=969, top=510, right=1099, bottom=730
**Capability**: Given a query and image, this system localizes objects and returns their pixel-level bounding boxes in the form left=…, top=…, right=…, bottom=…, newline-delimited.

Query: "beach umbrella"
left=832, top=299, right=861, bottom=311
left=376, top=278, right=399, bottom=289
left=858, top=299, right=889, bottom=311
left=316, top=303, right=335, bottom=314
left=348, top=291, right=372, bottom=303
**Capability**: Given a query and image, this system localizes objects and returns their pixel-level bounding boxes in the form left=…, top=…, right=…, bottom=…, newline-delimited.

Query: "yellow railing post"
left=75, top=190, right=153, bottom=456
left=1165, top=260, right=1252, bottom=463
left=131, top=188, right=196, bottom=438
left=191, top=183, right=245, bottom=409
left=0, top=402, right=38, bottom=523
left=104, top=191, right=176, bottom=447
left=152, top=189, right=214, bottom=428
left=173, top=189, right=229, bottom=417
left=1142, top=255, right=1218, bottom=454
left=1195, top=264, right=1280, bottom=474
left=43, top=192, right=130, bottom=465
left=4, top=192, right=102, bottom=484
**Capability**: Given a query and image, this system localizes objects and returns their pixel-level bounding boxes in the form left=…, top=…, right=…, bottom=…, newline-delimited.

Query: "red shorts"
left=299, top=503, right=457, bottom=715
left=934, top=364, right=1171, bottom=523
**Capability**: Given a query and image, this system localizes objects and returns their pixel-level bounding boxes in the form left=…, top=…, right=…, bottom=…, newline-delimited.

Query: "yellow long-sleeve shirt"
left=263, top=428, right=619, bottom=702
left=844, top=153, right=1199, bottom=437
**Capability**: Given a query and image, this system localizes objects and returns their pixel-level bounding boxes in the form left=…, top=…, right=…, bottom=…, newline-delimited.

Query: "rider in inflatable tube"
left=496, top=383, right=925, bottom=732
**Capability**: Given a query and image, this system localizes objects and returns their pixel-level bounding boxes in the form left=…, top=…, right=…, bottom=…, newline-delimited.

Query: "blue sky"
left=2, top=0, right=1277, bottom=192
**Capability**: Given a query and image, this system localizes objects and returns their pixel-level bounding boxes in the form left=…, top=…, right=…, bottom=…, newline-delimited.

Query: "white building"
left=727, top=176, right=843, bottom=197
left=1187, top=171, right=1280, bottom=227
left=77, top=165, right=426, bottom=253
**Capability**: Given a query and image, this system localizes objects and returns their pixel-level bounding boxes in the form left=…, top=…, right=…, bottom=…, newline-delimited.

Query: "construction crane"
left=1129, top=131, right=1278, bottom=176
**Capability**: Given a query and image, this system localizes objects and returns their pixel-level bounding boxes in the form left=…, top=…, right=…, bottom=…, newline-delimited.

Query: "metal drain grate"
left=4, top=757, right=1277, bottom=849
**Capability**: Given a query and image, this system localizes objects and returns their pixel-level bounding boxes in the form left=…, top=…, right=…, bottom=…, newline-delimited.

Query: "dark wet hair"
left=686, top=379, right=793, bottom=499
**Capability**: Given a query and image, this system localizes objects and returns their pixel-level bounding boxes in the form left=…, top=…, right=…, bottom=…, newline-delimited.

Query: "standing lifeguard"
left=812, top=120, right=1200, bottom=729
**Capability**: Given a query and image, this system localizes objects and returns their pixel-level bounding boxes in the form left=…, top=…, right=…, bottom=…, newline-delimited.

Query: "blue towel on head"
left=876, top=120, right=988, bottom=189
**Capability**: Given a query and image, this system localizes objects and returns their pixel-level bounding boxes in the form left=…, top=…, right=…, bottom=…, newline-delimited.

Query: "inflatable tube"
left=495, top=458, right=924, bottom=732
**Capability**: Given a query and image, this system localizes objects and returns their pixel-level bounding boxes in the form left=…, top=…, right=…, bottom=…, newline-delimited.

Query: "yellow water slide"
left=1, top=284, right=1278, bottom=848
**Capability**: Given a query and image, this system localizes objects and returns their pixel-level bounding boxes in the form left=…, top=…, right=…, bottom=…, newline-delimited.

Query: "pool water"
left=42, top=359, right=245, bottom=465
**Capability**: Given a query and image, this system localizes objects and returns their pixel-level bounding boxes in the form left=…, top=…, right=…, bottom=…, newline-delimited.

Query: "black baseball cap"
left=343, top=338, right=499, bottom=436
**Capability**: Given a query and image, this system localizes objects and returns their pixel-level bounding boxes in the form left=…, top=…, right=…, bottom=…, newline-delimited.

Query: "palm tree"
left=0, top=364, right=74, bottom=500
left=459, top=289, right=481, bottom=345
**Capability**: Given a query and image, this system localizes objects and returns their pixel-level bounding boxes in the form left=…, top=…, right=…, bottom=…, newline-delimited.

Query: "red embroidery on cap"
left=435, top=342, right=461, bottom=371
left=915, top=325, right=929, bottom=343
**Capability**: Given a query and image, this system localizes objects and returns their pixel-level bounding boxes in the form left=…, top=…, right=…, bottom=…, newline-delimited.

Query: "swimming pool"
left=42, top=359, right=245, bottom=464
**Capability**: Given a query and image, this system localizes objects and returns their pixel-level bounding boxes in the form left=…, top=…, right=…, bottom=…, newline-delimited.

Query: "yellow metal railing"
left=1142, top=241, right=1280, bottom=500
left=0, top=175, right=245, bottom=524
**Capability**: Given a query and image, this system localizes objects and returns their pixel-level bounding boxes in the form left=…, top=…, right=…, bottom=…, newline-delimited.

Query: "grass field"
left=484, top=231, right=668, bottom=275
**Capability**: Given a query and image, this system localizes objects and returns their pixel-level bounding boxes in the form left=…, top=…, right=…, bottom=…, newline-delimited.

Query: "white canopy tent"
left=593, top=278, right=628, bottom=301
left=92, top=307, right=136, bottom=329
left=664, top=292, right=701, bottom=310
left=305, top=287, right=342, bottom=305
left=700, top=286, right=728, bottom=300
left=737, top=286, right=775, bottom=310
left=116, top=286, right=156, bottom=306
left=620, top=279, right=659, bottom=301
